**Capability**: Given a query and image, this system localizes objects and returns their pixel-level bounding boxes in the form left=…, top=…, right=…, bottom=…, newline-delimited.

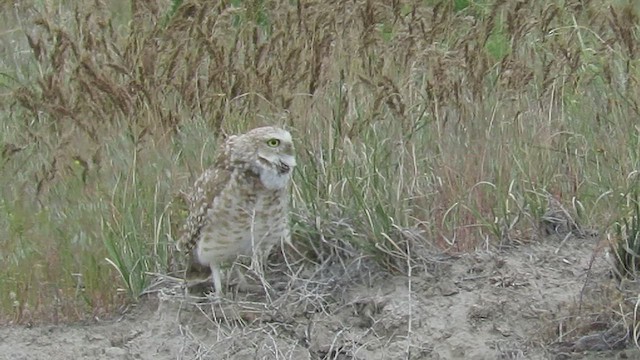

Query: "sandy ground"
left=0, top=235, right=637, bottom=360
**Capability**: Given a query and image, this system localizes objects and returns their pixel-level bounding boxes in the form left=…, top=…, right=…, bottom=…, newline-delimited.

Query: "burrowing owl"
left=177, top=126, right=296, bottom=295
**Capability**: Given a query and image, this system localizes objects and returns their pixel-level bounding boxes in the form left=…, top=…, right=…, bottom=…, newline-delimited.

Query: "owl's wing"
left=176, top=140, right=234, bottom=254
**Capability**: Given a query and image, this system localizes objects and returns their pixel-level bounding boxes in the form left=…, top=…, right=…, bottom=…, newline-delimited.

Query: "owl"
left=176, top=126, right=296, bottom=296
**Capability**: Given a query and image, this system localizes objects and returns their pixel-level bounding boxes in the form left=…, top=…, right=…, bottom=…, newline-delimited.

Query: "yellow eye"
left=267, top=138, right=280, bottom=147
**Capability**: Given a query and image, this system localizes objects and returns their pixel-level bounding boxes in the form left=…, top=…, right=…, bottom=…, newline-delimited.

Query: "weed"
left=611, top=191, right=640, bottom=281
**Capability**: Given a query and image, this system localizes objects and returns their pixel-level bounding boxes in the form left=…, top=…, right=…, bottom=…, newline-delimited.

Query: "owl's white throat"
left=253, top=154, right=295, bottom=190
left=259, top=167, right=291, bottom=190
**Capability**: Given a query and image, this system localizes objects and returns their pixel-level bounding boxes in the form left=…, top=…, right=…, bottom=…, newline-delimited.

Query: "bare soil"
left=0, top=235, right=636, bottom=360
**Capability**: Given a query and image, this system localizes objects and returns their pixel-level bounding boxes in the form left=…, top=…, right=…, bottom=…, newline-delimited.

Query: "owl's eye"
left=266, top=138, right=280, bottom=147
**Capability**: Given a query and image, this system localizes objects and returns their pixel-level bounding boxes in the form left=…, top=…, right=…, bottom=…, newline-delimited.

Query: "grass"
left=612, top=191, right=640, bottom=280
left=0, top=0, right=639, bottom=326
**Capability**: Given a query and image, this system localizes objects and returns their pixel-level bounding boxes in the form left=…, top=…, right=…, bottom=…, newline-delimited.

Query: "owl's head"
left=230, top=126, right=296, bottom=190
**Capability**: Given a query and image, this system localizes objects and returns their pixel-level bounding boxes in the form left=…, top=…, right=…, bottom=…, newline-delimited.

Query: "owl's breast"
left=196, top=184, right=289, bottom=266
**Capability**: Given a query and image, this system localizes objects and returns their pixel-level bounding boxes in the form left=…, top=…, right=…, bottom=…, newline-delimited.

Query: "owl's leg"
left=210, top=263, right=223, bottom=296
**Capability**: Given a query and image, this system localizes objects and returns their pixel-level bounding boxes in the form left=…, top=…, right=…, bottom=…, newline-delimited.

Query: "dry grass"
left=0, top=0, right=639, bottom=332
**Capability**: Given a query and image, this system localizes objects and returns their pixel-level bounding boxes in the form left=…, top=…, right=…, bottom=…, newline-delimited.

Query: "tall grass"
left=0, top=0, right=639, bottom=322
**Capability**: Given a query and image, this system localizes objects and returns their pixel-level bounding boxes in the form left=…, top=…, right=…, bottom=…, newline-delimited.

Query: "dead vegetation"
left=1, top=1, right=640, bottom=356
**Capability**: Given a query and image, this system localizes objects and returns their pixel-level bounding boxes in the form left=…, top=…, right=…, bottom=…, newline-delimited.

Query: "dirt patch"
left=0, top=236, right=636, bottom=360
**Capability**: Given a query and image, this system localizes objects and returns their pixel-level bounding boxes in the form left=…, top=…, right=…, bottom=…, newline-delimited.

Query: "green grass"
left=0, top=0, right=639, bottom=323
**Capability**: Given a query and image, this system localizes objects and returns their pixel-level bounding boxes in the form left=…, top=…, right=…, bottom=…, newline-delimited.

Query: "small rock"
left=104, top=347, right=128, bottom=358
left=439, top=282, right=460, bottom=296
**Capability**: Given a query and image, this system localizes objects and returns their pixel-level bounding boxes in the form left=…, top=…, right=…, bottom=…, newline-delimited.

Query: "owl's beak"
left=277, top=161, right=291, bottom=174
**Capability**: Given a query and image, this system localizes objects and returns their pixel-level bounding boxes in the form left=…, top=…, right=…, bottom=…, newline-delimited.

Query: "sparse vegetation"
left=0, top=1, right=639, bottom=350
left=611, top=191, right=640, bottom=281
